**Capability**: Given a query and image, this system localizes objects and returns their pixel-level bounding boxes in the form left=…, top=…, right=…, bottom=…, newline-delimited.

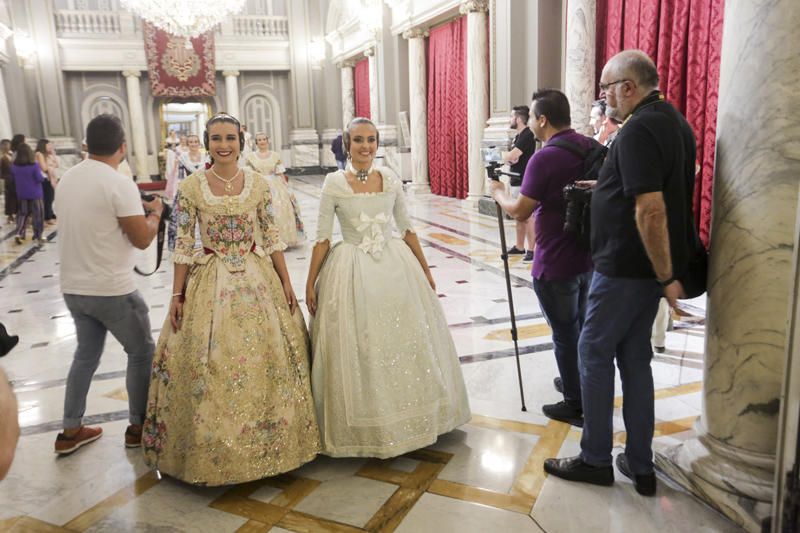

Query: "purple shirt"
left=519, top=129, right=594, bottom=280
left=12, top=162, right=45, bottom=200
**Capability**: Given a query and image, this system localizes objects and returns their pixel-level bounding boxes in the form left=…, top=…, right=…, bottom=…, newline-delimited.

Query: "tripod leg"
left=495, top=202, right=527, bottom=411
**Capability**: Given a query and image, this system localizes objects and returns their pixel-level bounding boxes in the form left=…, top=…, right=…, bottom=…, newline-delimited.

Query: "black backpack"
left=548, top=138, right=608, bottom=249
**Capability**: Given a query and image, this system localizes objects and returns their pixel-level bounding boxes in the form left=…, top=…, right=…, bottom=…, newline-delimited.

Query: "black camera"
left=562, top=183, right=592, bottom=235
left=141, top=193, right=171, bottom=222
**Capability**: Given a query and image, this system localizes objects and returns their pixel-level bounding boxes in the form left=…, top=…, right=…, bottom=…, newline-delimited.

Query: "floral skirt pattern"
left=266, top=175, right=305, bottom=247
left=143, top=254, right=320, bottom=485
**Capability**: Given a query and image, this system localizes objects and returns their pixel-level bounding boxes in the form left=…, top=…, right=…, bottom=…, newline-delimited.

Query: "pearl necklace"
left=210, top=166, right=241, bottom=192
left=347, top=163, right=373, bottom=183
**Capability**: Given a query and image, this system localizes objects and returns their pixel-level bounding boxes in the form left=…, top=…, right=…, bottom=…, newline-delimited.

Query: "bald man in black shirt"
left=544, top=50, right=696, bottom=497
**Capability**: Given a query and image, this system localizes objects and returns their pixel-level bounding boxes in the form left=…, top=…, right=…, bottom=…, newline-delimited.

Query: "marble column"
left=286, top=0, right=319, bottom=167
left=654, top=2, right=800, bottom=532
left=483, top=0, right=513, bottom=150
left=564, top=0, right=596, bottom=136
left=0, top=62, right=13, bottom=139
left=403, top=28, right=429, bottom=193
left=461, top=0, right=489, bottom=205
left=364, top=47, right=380, bottom=124
left=339, top=60, right=355, bottom=128
left=223, top=70, right=240, bottom=119
left=122, top=70, right=149, bottom=180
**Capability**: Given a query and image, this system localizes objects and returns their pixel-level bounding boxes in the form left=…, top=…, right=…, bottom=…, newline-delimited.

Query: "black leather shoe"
left=544, top=456, right=614, bottom=486
left=543, top=400, right=583, bottom=427
left=0, top=323, right=19, bottom=357
left=553, top=376, right=563, bottom=394
left=507, top=246, right=525, bottom=255
left=616, top=453, right=656, bottom=496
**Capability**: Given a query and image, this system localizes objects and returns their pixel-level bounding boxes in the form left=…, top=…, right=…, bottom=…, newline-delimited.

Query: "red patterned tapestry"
left=427, top=16, right=468, bottom=199
left=354, top=58, right=371, bottom=119
left=143, top=22, right=216, bottom=97
left=595, top=0, right=724, bottom=246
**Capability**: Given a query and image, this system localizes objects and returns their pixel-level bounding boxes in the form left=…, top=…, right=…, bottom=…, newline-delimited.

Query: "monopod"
left=487, top=163, right=528, bottom=412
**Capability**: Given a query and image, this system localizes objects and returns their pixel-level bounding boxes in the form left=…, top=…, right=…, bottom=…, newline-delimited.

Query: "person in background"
left=53, top=114, right=163, bottom=455
left=331, top=132, right=346, bottom=170
left=0, top=323, right=18, bottom=357
left=590, top=99, right=619, bottom=147
left=502, top=105, right=537, bottom=264
left=1, top=139, right=16, bottom=224
left=12, top=144, right=46, bottom=245
left=245, top=133, right=305, bottom=247
left=0, top=367, right=20, bottom=480
left=490, top=90, right=596, bottom=427
left=544, top=50, right=697, bottom=498
left=35, top=139, right=57, bottom=225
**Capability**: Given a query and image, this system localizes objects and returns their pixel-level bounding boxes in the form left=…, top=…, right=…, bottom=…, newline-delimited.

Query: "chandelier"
left=121, top=0, right=246, bottom=39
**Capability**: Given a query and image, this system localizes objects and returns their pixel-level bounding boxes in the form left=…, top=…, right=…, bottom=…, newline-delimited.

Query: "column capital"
left=122, top=69, right=141, bottom=78
left=337, top=59, right=356, bottom=69
left=363, top=47, right=375, bottom=58
left=459, top=0, right=489, bottom=14
left=222, top=70, right=240, bottom=77
left=402, top=27, right=429, bottom=40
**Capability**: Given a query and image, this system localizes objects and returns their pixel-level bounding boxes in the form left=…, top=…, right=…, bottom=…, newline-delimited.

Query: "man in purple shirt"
left=490, top=89, right=595, bottom=427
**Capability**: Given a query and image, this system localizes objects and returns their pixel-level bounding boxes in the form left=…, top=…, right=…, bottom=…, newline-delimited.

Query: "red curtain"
left=595, top=0, right=724, bottom=246
left=354, top=58, right=371, bottom=119
left=427, top=17, right=468, bottom=199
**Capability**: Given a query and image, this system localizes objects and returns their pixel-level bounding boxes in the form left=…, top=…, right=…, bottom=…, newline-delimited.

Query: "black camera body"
left=562, top=183, right=592, bottom=240
left=141, top=193, right=172, bottom=223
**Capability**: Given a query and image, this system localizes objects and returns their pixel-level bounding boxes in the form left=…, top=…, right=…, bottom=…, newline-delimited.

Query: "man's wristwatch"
left=658, top=276, right=677, bottom=287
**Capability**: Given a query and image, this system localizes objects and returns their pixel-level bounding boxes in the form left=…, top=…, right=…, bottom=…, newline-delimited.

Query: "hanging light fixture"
left=120, top=0, right=246, bottom=39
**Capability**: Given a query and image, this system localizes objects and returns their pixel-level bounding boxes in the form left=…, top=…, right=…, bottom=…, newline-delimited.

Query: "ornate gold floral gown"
left=245, top=152, right=305, bottom=247
left=143, top=169, right=320, bottom=486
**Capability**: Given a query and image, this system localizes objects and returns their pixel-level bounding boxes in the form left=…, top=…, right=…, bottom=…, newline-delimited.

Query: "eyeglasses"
left=598, top=79, right=629, bottom=92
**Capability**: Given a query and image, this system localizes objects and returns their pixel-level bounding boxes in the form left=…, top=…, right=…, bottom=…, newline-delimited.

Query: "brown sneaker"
left=54, top=426, right=103, bottom=455
left=125, top=424, right=143, bottom=448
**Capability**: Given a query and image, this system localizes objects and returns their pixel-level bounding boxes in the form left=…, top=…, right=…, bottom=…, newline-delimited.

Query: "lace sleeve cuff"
left=264, top=239, right=288, bottom=255
left=172, top=252, right=194, bottom=265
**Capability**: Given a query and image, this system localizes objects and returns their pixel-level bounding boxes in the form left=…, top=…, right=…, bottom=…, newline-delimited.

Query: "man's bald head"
left=604, top=50, right=659, bottom=91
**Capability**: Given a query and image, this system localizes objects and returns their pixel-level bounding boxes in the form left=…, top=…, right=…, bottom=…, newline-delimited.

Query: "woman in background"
left=35, top=139, right=56, bottom=224
left=245, top=133, right=304, bottom=247
left=12, top=144, right=46, bottom=244
left=1, top=139, right=16, bottom=224
left=166, top=135, right=205, bottom=250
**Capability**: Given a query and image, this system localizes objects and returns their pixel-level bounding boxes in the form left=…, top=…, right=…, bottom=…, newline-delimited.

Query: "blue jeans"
left=578, top=272, right=661, bottom=474
left=63, top=291, right=155, bottom=429
left=533, top=271, right=591, bottom=406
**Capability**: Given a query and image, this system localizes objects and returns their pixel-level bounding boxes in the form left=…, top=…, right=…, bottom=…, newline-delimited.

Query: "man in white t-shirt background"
left=53, top=114, right=164, bottom=454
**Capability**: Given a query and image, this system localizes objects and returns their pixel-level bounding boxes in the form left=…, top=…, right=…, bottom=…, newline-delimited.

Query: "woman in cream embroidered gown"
left=245, top=133, right=305, bottom=247
left=143, top=114, right=319, bottom=486
left=305, top=118, right=470, bottom=459
left=166, top=135, right=206, bottom=250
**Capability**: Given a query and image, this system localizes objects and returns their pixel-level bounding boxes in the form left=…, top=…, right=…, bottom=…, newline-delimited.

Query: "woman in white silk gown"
left=245, top=133, right=305, bottom=247
left=305, top=118, right=470, bottom=459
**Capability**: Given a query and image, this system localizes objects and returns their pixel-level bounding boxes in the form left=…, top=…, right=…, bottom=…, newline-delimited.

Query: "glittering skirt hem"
left=149, top=449, right=319, bottom=487
left=320, top=411, right=470, bottom=459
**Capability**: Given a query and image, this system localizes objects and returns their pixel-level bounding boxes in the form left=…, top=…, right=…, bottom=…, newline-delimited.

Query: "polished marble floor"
left=0, top=176, right=740, bottom=532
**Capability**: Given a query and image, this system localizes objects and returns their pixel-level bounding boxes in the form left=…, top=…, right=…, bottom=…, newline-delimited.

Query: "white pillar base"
left=655, top=438, right=772, bottom=533
left=289, top=129, right=320, bottom=168
left=319, top=128, right=339, bottom=168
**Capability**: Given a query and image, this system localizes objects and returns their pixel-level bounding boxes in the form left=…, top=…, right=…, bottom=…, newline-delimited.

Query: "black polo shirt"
left=590, top=91, right=697, bottom=279
left=509, top=127, right=535, bottom=186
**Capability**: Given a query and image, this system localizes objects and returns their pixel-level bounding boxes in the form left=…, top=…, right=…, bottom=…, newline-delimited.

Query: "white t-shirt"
left=54, top=159, right=144, bottom=296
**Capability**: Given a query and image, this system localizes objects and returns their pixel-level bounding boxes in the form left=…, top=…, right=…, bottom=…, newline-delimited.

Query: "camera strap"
left=134, top=216, right=167, bottom=276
